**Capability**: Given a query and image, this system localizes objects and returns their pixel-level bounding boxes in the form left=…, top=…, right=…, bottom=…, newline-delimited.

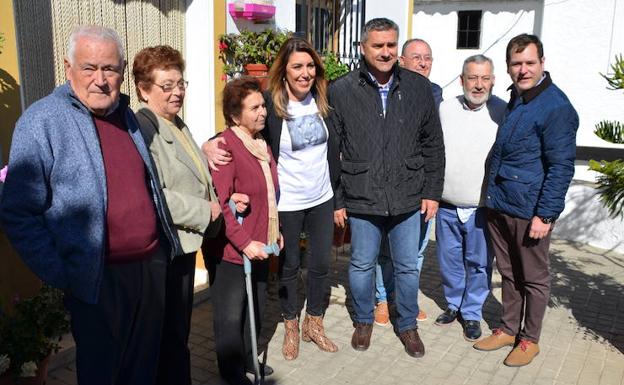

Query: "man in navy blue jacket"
left=1, top=26, right=180, bottom=385
left=473, top=34, right=578, bottom=367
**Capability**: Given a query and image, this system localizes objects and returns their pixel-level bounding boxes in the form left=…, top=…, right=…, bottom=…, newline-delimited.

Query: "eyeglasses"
left=408, top=55, right=433, bottom=63
left=152, top=80, right=188, bottom=93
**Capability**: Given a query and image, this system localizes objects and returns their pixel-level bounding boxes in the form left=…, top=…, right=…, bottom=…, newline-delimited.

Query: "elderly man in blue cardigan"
left=1, top=25, right=180, bottom=385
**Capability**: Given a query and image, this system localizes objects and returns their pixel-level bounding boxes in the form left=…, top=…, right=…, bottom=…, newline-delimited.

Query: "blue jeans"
left=349, top=211, right=421, bottom=333
left=376, top=213, right=432, bottom=303
left=435, top=206, right=492, bottom=320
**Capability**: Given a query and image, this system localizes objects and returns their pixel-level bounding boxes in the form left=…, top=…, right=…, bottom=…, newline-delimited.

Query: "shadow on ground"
left=548, top=241, right=624, bottom=354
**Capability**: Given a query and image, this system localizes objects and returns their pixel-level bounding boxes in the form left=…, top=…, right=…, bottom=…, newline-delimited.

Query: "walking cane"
left=228, top=200, right=280, bottom=385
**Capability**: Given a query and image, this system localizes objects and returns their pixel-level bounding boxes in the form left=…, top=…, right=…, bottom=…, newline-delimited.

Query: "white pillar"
left=185, top=0, right=216, bottom=144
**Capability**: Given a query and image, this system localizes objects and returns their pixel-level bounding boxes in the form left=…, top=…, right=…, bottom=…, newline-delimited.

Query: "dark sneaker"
left=463, top=320, right=482, bottom=341
left=398, top=328, right=425, bottom=358
left=435, top=308, right=458, bottom=325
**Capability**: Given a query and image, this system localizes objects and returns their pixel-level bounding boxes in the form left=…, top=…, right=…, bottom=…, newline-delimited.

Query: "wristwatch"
left=538, top=216, right=556, bottom=224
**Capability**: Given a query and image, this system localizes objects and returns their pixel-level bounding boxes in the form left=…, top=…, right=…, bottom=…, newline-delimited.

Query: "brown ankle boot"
left=282, top=318, right=300, bottom=360
left=302, top=314, right=338, bottom=353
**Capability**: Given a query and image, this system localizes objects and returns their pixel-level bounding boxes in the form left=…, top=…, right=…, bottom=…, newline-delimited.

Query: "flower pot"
left=244, top=63, right=269, bottom=90
left=0, top=356, right=50, bottom=385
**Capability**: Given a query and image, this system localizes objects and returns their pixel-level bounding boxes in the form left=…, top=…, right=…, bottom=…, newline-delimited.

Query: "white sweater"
left=439, top=95, right=507, bottom=207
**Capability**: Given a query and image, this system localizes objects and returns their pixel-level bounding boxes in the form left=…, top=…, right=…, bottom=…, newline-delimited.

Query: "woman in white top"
left=205, top=38, right=340, bottom=361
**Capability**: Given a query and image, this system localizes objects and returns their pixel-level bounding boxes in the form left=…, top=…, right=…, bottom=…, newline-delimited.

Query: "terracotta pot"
left=0, top=356, right=50, bottom=385
left=244, top=63, right=269, bottom=90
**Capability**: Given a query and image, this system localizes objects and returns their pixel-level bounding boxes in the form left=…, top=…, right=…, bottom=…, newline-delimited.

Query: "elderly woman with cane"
left=206, top=77, right=283, bottom=385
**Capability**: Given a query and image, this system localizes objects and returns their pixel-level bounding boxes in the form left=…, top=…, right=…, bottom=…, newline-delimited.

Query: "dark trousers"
left=210, top=259, right=269, bottom=385
left=278, top=198, right=333, bottom=319
left=157, top=252, right=196, bottom=385
left=65, top=246, right=167, bottom=385
left=487, top=209, right=552, bottom=343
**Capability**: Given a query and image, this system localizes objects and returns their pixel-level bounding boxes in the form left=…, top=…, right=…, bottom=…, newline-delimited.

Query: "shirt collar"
left=368, top=72, right=393, bottom=89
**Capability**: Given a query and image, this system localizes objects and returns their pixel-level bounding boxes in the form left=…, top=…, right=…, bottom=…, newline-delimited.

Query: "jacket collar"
left=507, top=71, right=552, bottom=109
left=357, top=60, right=401, bottom=89
left=58, top=81, right=130, bottom=117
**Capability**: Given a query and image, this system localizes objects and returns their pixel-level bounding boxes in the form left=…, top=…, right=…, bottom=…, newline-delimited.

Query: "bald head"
left=400, top=39, right=433, bottom=78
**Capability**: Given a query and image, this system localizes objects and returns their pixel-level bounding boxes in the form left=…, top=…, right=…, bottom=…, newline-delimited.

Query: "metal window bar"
left=296, top=0, right=365, bottom=70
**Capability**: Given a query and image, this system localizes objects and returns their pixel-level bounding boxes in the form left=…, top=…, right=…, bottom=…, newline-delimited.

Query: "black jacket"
left=261, top=91, right=341, bottom=208
left=328, top=61, right=445, bottom=216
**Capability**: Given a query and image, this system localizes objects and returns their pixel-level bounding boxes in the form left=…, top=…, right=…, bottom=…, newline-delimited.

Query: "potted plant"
left=0, top=286, right=70, bottom=385
left=218, top=28, right=290, bottom=86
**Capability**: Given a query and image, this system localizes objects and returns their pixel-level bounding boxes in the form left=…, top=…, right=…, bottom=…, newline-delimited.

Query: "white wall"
left=541, top=0, right=624, bottom=147
left=411, top=0, right=624, bottom=150
left=555, top=181, right=624, bottom=254
left=185, top=0, right=216, bottom=144
left=366, top=1, right=411, bottom=46
left=411, top=1, right=539, bottom=104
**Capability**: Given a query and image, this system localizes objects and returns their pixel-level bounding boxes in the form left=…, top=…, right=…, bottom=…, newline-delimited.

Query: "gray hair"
left=66, top=25, right=125, bottom=65
left=401, top=38, right=431, bottom=56
left=462, top=54, right=494, bottom=76
left=361, top=18, right=399, bottom=44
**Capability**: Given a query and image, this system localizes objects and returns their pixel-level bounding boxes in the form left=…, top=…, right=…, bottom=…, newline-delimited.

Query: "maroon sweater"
left=93, top=110, right=159, bottom=263
left=208, top=129, right=279, bottom=265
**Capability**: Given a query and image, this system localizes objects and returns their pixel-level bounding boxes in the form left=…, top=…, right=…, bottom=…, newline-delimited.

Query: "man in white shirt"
left=433, top=55, right=506, bottom=342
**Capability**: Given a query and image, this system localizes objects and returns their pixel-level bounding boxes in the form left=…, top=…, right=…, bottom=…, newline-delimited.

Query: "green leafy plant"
left=218, top=29, right=291, bottom=78
left=600, top=54, right=624, bottom=90
left=594, top=120, right=624, bottom=144
left=0, top=286, right=69, bottom=379
left=323, top=51, right=350, bottom=81
left=589, top=159, right=624, bottom=218
left=590, top=54, right=624, bottom=218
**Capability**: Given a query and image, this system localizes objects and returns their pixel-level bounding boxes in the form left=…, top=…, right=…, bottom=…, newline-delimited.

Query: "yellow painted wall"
left=214, top=0, right=226, bottom=133
left=0, top=0, right=42, bottom=311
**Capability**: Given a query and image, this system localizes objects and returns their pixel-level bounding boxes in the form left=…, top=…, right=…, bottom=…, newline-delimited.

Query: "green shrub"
left=323, top=51, right=350, bottom=81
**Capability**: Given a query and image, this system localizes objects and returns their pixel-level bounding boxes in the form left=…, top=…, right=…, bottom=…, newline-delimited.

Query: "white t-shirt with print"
left=277, top=93, right=333, bottom=211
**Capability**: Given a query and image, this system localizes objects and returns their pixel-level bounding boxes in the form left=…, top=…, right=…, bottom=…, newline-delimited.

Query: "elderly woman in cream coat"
left=133, top=45, right=223, bottom=385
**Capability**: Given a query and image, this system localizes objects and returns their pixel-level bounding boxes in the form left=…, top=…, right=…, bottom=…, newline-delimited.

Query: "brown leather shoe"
left=351, top=323, right=373, bottom=351
left=399, top=328, right=425, bottom=358
left=374, top=302, right=390, bottom=326
left=473, top=328, right=515, bottom=351
left=282, top=318, right=300, bottom=360
left=302, top=314, right=338, bottom=352
left=504, top=340, right=540, bottom=367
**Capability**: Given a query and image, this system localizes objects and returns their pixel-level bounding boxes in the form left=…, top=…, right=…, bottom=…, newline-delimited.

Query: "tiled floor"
left=48, top=239, right=624, bottom=385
